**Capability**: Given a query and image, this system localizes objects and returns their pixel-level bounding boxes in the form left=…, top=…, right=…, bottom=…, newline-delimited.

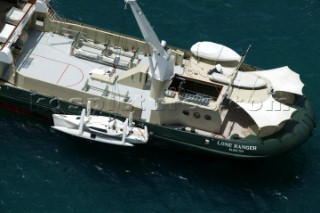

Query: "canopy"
left=236, top=95, right=296, bottom=128
left=252, top=66, right=304, bottom=95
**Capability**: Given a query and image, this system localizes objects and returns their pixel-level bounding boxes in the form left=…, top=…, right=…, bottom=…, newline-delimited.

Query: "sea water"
left=1, top=0, right=320, bottom=212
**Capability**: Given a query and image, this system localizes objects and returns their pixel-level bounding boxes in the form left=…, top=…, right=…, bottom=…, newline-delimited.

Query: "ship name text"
left=217, top=141, right=257, bottom=152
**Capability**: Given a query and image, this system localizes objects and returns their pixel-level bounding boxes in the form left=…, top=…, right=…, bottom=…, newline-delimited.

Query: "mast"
left=222, top=45, right=252, bottom=100
left=125, top=0, right=175, bottom=99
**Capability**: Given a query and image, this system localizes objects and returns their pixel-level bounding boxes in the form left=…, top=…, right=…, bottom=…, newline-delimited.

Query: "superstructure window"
left=193, top=112, right=201, bottom=119
left=182, top=110, right=190, bottom=116
left=204, top=115, right=212, bottom=120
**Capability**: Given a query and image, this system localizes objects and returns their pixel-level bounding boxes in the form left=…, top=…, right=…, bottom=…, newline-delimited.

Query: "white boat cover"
left=209, top=69, right=267, bottom=89
left=251, top=66, right=304, bottom=95
left=0, top=24, right=15, bottom=43
left=236, top=95, right=296, bottom=128
left=5, top=7, right=25, bottom=26
left=191, top=41, right=241, bottom=62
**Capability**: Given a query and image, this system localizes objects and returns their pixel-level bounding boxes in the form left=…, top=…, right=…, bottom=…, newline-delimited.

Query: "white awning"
left=236, top=95, right=296, bottom=128
left=252, top=66, right=304, bottom=95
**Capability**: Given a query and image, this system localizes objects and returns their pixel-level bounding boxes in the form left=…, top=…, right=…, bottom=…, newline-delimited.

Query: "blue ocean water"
left=1, top=0, right=320, bottom=212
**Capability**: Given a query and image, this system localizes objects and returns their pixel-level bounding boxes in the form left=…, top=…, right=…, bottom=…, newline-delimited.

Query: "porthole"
left=204, top=139, right=210, bottom=145
left=182, top=110, right=189, bottom=116
left=204, top=114, right=212, bottom=120
left=193, top=112, right=201, bottom=119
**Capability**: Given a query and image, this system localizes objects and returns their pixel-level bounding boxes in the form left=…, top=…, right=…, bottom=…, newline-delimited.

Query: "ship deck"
left=15, top=30, right=162, bottom=120
left=17, top=31, right=104, bottom=92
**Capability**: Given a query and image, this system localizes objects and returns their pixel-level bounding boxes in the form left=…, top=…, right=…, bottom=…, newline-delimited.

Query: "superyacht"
left=0, top=0, right=316, bottom=158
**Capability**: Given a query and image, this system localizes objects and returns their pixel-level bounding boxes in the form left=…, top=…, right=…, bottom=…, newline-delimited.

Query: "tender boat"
left=52, top=102, right=148, bottom=146
left=208, top=63, right=267, bottom=89
left=191, top=41, right=241, bottom=62
left=0, top=0, right=316, bottom=158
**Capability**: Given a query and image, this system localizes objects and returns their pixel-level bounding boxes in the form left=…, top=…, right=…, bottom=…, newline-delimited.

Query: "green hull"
left=0, top=84, right=316, bottom=158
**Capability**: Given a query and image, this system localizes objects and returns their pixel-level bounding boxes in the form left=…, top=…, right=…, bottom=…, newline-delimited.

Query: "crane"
left=125, top=0, right=175, bottom=98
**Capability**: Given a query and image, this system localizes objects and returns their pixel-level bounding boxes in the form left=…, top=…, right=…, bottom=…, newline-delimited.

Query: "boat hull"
left=51, top=126, right=134, bottom=147
left=53, top=114, right=80, bottom=129
left=0, top=84, right=316, bottom=158
left=52, top=113, right=148, bottom=145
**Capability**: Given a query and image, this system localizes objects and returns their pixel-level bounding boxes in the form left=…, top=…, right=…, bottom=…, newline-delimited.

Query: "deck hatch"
left=168, top=74, right=223, bottom=102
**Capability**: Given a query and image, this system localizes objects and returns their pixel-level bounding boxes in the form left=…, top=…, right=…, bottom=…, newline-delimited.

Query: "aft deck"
left=16, top=31, right=99, bottom=91
left=15, top=29, right=159, bottom=120
left=18, top=30, right=147, bottom=88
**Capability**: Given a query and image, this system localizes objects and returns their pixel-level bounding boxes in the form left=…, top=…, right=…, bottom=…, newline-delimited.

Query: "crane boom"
left=125, top=0, right=174, bottom=83
left=125, top=0, right=168, bottom=58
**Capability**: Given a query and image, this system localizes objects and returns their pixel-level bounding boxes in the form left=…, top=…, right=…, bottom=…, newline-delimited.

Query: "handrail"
left=46, top=1, right=62, bottom=21
left=0, top=3, right=35, bottom=51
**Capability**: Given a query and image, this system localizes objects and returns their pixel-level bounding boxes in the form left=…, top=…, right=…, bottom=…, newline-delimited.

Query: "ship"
left=0, top=0, right=316, bottom=158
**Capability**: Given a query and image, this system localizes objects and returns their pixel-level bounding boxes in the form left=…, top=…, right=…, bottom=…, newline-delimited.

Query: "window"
left=182, top=110, right=189, bottom=116
left=204, top=115, right=212, bottom=120
left=193, top=112, right=201, bottom=119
